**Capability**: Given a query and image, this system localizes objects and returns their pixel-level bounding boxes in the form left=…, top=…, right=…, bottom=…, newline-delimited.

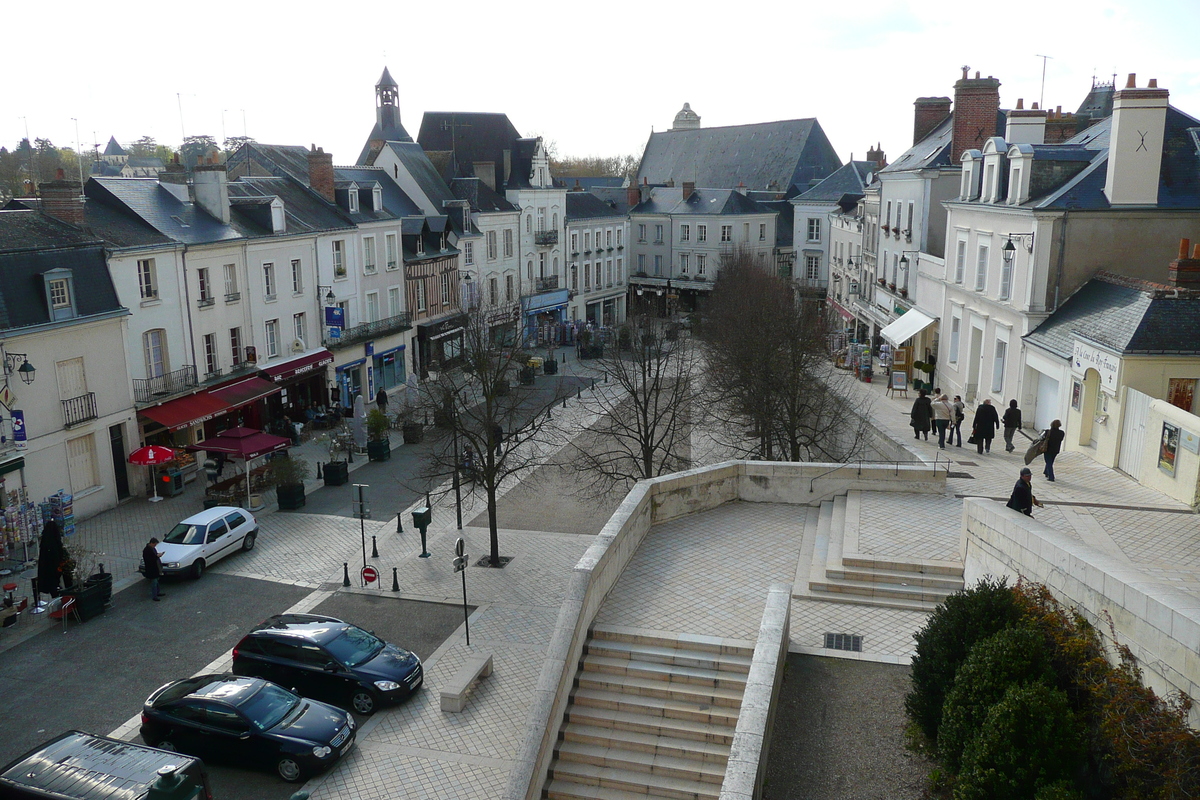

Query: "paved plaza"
left=1, top=345, right=1195, bottom=799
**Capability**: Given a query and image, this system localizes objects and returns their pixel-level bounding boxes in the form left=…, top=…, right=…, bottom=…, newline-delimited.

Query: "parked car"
left=140, top=506, right=258, bottom=579
left=140, top=673, right=354, bottom=783
left=0, top=730, right=212, bottom=800
left=232, top=613, right=423, bottom=715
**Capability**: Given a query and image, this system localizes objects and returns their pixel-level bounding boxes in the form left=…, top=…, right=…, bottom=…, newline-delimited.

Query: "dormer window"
left=43, top=269, right=76, bottom=320
left=349, top=191, right=359, bottom=214
left=416, top=235, right=425, bottom=256
left=373, top=186, right=382, bottom=211
left=49, top=279, right=69, bottom=308
left=1008, top=166, right=1021, bottom=205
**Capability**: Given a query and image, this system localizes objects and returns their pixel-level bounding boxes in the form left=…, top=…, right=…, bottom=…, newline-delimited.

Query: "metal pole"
left=461, top=567, right=470, bottom=646
left=452, top=422, right=463, bottom=530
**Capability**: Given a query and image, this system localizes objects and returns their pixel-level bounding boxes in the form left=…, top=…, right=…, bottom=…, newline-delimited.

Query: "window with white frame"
left=720, top=225, right=732, bottom=242
left=363, top=238, right=376, bottom=273
left=697, top=254, right=706, bottom=275
left=291, top=259, right=302, bottom=294
left=538, top=252, right=546, bottom=278
left=571, top=267, right=578, bottom=291
left=975, top=244, right=989, bottom=292
left=440, top=272, right=451, bottom=305
left=584, top=231, right=591, bottom=251
left=224, top=264, right=238, bottom=299
left=637, top=223, right=646, bottom=242
left=203, top=333, right=218, bottom=375
left=486, top=230, right=498, bottom=260
left=388, top=286, right=401, bottom=317
left=806, top=255, right=820, bottom=281
left=415, top=234, right=424, bottom=256
left=616, top=257, right=623, bottom=283
left=605, top=229, right=612, bottom=248
left=265, top=319, right=279, bottom=358
left=463, top=240, right=474, bottom=266
left=525, top=214, right=532, bottom=234
left=366, top=292, right=379, bottom=323
left=616, top=228, right=622, bottom=246
left=992, top=340, right=1007, bottom=393
left=743, top=222, right=750, bottom=240
left=537, top=207, right=545, bottom=231
left=654, top=255, right=662, bottom=276
left=294, top=312, right=306, bottom=343
left=759, top=222, right=767, bottom=241
left=503, top=228, right=513, bottom=257
left=584, top=263, right=591, bottom=290
left=526, top=260, right=533, bottom=281
left=143, top=329, right=167, bottom=378
left=416, top=280, right=427, bottom=312
left=697, top=224, right=707, bottom=243
left=66, top=434, right=98, bottom=492
left=263, top=263, right=276, bottom=299
left=654, top=224, right=663, bottom=243
left=637, top=254, right=645, bottom=272
left=230, top=327, right=242, bottom=366
left=197, top=268, right=212, bottom=301
left=680, top=253, right=690, bottom=273
left=348, top=189, right=359, bottom=214
left=885, top=201, right=892, bottom=227
left=488, top=277, right=498, bottom=305
left=955, top=240, right=966, bottom=283
left=137, top=259, right=157, bottom=299
left=984, top=164, right=995, bottom=201
left=949, top=317, right=960, bottom=362
left=1009, top=167, right=1021, bottom=204
left=807, top=218, right=821, bottom=242
left=680, top=224, right=690, bottom=242
left=333, top=240, right=345, bottom=277
left=606, top=260, right=613, bottom=286
left=999, top=250, right=1013, bottom=300
left=570, top=232, right=578, bottom=252
left=505, top=274, right=513, bottom=302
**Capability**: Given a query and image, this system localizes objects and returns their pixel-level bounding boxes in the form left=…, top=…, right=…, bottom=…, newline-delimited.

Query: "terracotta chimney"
left=1168, top=237, right=1200, bottom=290
left=40, top=169, right=84, bottom=226
left=627, top=185, right=641, bottom=208
left=307, top=145, right=335, bottom=203
left=952, top=69, right=1002, bottom=163
left=866, top=142, right=886, bottom=167
left=682, top=181, right=695, bottom=201
left=913, top=97, right=952, bottom=144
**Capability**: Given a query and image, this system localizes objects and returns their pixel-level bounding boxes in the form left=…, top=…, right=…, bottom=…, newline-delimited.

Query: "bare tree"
left=410, top=303, right=575, bottom=566
left=569, top=313, right=698, bottom=494
left=699, top=250, right=872, bottom=462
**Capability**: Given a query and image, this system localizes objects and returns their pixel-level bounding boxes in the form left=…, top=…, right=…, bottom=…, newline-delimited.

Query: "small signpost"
left=361, top=565, right=378, bottom=585
left=353, top=484, right=369, bottom=582
left=453, top=537, right=470, bottom=646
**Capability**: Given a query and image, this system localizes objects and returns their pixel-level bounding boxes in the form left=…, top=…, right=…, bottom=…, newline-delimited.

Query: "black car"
left=140, top=674, right=355, bottom=782
left=232, top=613, right=423, bottom=715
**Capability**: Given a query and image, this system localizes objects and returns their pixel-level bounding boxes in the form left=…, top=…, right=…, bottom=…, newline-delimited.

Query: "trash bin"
left=412, top=506, right=432, bottom=529
left=543, top=357, right=558, bottom=375
left=160, top=469, right=185, bottom=497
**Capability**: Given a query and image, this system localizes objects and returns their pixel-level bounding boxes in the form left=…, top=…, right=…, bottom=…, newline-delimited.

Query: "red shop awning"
left=186, top=427, right=291, bottom=461
left=260, top=349, right=334, bottom=384
left=209, top=376, right=281, bottom=408
left=140, top=392, right=232, bottom=431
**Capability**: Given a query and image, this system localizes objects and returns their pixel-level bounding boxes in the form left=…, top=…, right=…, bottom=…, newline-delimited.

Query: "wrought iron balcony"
left=62, top=392, right=98, bottom=428
left=534, top=229, right=558, bottom=246
left=535, top=275, right=560, bottom=293
left=324, top=311, right=413, bottom=349
left=134, top=365, right=199, bottom=405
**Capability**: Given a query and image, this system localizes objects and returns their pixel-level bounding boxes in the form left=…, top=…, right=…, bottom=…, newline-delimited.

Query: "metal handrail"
left=808, top=453, right=951, bottom=493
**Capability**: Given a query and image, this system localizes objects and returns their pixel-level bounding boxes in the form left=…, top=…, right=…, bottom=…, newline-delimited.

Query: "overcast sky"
left=7, top=0, right=1200, bottom=173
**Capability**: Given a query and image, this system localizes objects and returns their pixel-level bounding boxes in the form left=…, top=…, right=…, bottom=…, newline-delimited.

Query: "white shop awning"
left=880, top=309, right=937, bottom=347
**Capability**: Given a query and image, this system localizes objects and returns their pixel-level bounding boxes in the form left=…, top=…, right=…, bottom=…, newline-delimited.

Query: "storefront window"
left=373, top=351, right=406, bottom=391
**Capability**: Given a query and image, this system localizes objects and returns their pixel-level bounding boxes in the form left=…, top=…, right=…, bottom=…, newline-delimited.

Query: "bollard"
left=348, top=447, right=354, bottom=464
left=391, top=566, right=399, bottom=592
left=577, top=386, right=582, bottom=398
left=371, top=535, right=379, bottom=559
left=561, top=352, right=565, bottom=363
left=397, top=513, right=404, bottom=534
left=591, top=377, right=596, bottom=390
left=547, top=406, right=552, bottom=420
left=316, top=461, right=323, bottom=480
left=98, top=563, right=106, bottom=576
left=342, top=562, right=350, bottom=587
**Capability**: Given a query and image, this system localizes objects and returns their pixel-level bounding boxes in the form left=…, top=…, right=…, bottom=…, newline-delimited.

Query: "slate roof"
left=127, top=157, right=165, bottom=170
left=881, top=115, right=955, bottom=173
left=0, top=211, right=124, bottom=332
left=449, top=178, right=517, bottom=214
left=506, top=139, right=541, bottom=190
left=1024, top=272, right=1200, bottom=357
left=103, top=136, right=126, bottom=157
left=385, top=142, right=458, bottom=211
left=759, top=200, right=794, bottom=248
left=630, top=187, right=773, bottom=216
left=566, top=192, right=626, bottom=221
left=635, top=118, right=842, bottom=195
left=228, top=177, right=353, bottom=233
left=794, top=160, right=877, bottom=203
left=416, top=112, right=522, bottom=184
left=227, top=143, right=313, bottom=184
left=588, top=187, right=634, bottom=215
left=335, top=166, right=423, bottom=217
left=4, top=196, right=176, bottom=249
left=558, top=176, right=625, bottom=192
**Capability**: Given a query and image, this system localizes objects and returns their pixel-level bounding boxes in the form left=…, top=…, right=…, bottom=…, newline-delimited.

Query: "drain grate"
left=947, top=471, right=974, bottom=479
left=955, top=460, right=978, bottom=466
left=824, top=632, right=863, bottom=652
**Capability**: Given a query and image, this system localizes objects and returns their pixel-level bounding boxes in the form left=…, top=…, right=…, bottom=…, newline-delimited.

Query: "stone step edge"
left=565, top=705, right=737, bottom=745
left=585, top=639, right=753, bottom=674
left=589, top=624, right=756, bottom=658
left=560, top=721, right=731, bottom=763
left=555, top=740, right=727, bottom=782
left=581, top=654, right=749, bottom=688
left=809, top=578, right=956, bottom=603
left=842, top=553, right=963, bottom=576
left=549, top=760, right=722, bottom=800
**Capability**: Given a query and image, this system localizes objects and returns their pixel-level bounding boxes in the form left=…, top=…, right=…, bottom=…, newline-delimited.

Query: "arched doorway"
left=1078, top=368, right=1101, bottom=448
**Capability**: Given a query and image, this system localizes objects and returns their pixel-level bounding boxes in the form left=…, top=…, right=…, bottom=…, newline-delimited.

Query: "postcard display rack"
left=0, top=488, right=41, bottom=563
left=41, top=491, right=75, bottom=538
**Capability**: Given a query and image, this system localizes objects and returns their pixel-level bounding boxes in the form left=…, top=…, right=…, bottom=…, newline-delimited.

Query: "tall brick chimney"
left=1043, top=107, right=1078, bottom=144
left=913, top=97, right=952, bottom=145
left=627, top=184, right=641, bottom=208
left=307, top=145, right=335, bottom=203
left=40, top=169, right=84, bottom=226
left=682, top=181, right=695, bottom=201
left=952, top=68, right=1002, bottom=164
left=1168, top=238, right=1200, bottom=290
left=866, top=142, right=887, bottom=168
left=1104, top=74, right=1168, bottom=206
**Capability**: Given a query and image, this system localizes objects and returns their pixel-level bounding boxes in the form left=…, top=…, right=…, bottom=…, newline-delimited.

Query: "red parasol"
left=128, top=445, right=176, bottom=502
left=128, top=445, right=177, bottom=466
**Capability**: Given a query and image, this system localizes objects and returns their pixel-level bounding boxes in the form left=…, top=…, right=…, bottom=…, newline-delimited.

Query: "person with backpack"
left=949, top=395, right=966, bottom=447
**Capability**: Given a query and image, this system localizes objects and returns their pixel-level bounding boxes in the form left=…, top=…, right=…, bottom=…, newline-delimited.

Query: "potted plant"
left=268, top=454, right=310, bottom=510
left=899, top=287, right=909, bottom=298
left=61, top=543, right=109, bottom=621
left=618, top=326, right=632, bottom=351
left=399, top=409, right=424, bottom=443
left=322, top=431, right=351, bottom=486
left=366, top=408, right=391, bottom=461
left=878, top=277, right=886, bottom=286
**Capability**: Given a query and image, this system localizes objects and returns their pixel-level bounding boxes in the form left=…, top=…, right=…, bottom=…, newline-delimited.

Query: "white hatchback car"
left=153, top=506, right=258, bottom=579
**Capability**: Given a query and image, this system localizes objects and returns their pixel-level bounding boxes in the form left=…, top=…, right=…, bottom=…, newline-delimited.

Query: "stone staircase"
left=796, top=492, right=964, bottom=613
left=544, top=625, right=755, bottom=800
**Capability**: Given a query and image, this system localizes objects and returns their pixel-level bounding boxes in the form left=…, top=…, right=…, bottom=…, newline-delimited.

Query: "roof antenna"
left=1035, top=54, right=1053, bottom=109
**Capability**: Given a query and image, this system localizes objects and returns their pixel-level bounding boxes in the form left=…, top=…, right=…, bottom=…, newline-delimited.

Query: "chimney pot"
left=1193, top=244, right=1200, bottom=260
left=1180, top=239, right=1190, bottom=259
left=1126, top=73, right=1137, bottom=89
left=307, top=145, right=335, bottom=203
left=975, top=71, right=980, bottom=79
left=1148, top=78, right=1158, bottom=89
left=1032, top=101, right=1039, bottom=110
left=1016, top=98, right=1024, bottom=109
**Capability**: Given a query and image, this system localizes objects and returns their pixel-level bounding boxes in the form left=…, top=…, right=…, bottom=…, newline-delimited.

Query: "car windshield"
left=325, top=626, right=384, bottom=668
left=237, top=683, right=300, bottom=731
left=164, top=523, right=205, bottom=545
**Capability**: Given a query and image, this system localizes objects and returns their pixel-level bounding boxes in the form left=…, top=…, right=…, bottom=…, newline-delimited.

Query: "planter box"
left=519, top=367, right=535, bottom=385
left=402, top=422, right=424, bottom=444
left=70, top=576, right=111, bottom=621
left=324, top=460, right=349, bottom=486
left=367, top=439, right=391, bottom=462
left=277, top=483, right=306, bottom=510
left=494, top=379, right=510, bottom=397
left=543, top=358, right=558, bottom=375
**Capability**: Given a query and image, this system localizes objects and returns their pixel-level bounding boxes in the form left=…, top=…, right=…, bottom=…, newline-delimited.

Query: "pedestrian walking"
left=1043, top=419, right=1065, bottom=482
left=1006, top=467, right=1044, bottom=516
left=1002, top=399, right=1022, bottom=452
left=932, top=393, right=953, bottom=449
left=375, top=388, right=388, bottom=414
left=491, top=423, right=504, bottom=456
left=143, top=537, right=165, bottom=601
left=950, top=395, right=966, bottom=447
left=971, top=398, right=1000, bottom=454
left=910, top=389, right=933, bottom=441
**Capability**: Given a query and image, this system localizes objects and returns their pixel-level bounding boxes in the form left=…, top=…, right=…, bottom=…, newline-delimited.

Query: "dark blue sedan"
left=140, top=674, right=355, bottom=782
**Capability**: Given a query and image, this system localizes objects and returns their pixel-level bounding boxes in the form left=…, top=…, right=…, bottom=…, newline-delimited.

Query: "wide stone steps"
left=544, top=628, right=750, bottom=800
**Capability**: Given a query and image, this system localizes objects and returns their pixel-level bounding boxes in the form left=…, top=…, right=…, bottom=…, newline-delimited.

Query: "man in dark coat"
left=909, top=390, right=933, bottom=441
left=972, top=399, right=1001, bottom=454
left=1002, top=399, right=1022, bottom=452
left=375, top=388, right=389, bottom=414
left=142, top=537, right=165, bottom=601
left=36, top=520, right=64, bottom=599
left=1043, top=419, right=1066, bottom=481
left=1006, top=467, right=1044, bottom=516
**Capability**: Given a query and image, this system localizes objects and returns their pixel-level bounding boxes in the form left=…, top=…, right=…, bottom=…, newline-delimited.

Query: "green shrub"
left=954, top=682, right=1085, bottom=800
left=1034, top=779, right=1085, bottom=800
left=906, top=576, right=1025, bottom=744
left=938, top=625, right=1059, bottom=772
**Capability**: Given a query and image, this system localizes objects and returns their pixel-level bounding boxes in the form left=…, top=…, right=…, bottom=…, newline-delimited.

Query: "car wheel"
left=190, top=559, right=205, bottom=580
left=242, top=530, right=257, bottom=551
left=276, top=756, right=305, bottom=783
left=350, top=689, right=377, bottom=715
left=156, top=739, right=177, bottom=752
